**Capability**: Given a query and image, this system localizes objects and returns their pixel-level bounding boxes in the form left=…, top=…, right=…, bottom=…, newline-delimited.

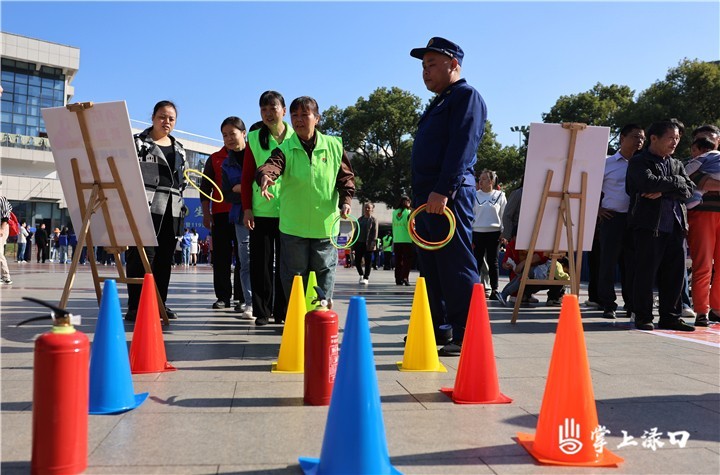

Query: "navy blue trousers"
left=415, top=186, right=479, bottom=342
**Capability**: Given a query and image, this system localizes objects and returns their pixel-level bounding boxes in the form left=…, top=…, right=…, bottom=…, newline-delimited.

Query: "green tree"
left=542, top=83, right=635, bottom=149
left=321, top=87, right=422, bottom=207
left=616, top=59, right=720, bottom=157
left=476, top=121, right=526, bottom=193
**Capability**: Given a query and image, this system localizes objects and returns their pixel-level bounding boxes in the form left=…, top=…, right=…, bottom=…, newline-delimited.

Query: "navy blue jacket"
left=221, top=149, right=244, bottom=224
left=411, top=79, right=486, bottom=205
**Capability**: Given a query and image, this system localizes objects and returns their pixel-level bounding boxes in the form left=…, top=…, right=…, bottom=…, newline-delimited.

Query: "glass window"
left=2, top=93, right=13, bottom=103
left=15, top=83, right=28, bottom=95
left=28, top=96, right=39, bottom=106
left=53, top=90, right=64, bottom=101
left=26, top=116, right=39, bottom=126
left=28, top=85, right=41, bottom=97
left=1, top=112, right=11, bottom=123
left=1, top=80, right=13, bottom=93
left=15, top=73, right=29, bottom=84
left=28, top=106, right=39, bottom=116
left=12, top=114, right=25, bottom=125
left=1, top=102, right=12, bottom=113
left=41, top=88, right=53, bottom=99
left=41, top=98, right=53, bottom=108
left=54, top=80, right=64, bottom=91
left=1, top=123, right=12, bottom=133
left=15, top=94, right=28, bottom=105
left=13, top=124, right=26, bottom=135
left=28, top=75, right=41, bottom=86
left=12, top=103, right=26, bottom=115
left=27, top=126, right=38, bottom=137
left=1, top=71, right=13, bottom=82
left=41, top=78, right=54, bottom=88
left=53, top=99, right=63, bottom=107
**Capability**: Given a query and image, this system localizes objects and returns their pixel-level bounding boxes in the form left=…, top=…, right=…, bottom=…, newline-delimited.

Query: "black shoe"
left=125, top=309, right=137, bottom=322
left=212, top=300, right=231, bottom=309
left=488, top=291, right=499, bottom=301
left=602, top=309, right=616, bottom=319
left=438, top=341, right=463, bottom=356
left=709, top=310, right=720, bottom=322
left=402, top=280, right=410, bottom=286
left=658, top=319, right=695, bottom=332
left=635, top=321, right=654, bottom=331
left=165, top=308, right=178, bottom=320
left=396, top=281, right=403, bottom=286
left=695, top=314, right=709, bottom=327
left=255, top=316, right=269, bottom=326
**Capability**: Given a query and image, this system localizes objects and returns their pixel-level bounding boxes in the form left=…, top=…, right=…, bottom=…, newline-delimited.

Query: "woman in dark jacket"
left=125, top=100, right=187, bottom=322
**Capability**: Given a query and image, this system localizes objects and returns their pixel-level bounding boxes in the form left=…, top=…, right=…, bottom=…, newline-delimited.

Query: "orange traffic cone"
left=129, top=274, right=176, bottom=374
left=516, top=294, right=623, bottom=466
left=441, top=283, right=511, bottom=403
left=272, top=275, right=306, bottom=373
left=397, top=277, right=446, bottom=372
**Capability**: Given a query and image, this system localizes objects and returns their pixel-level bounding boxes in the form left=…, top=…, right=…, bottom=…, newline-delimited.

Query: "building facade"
left=1, top=32, right=216, bottom=238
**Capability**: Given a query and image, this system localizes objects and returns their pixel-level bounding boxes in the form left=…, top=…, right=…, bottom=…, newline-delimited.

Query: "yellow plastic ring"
left=408, top=204, right=456, bottom=251
left=183, top=169, right=224, bottom=203
left=330, top=214, right=360, bottom=249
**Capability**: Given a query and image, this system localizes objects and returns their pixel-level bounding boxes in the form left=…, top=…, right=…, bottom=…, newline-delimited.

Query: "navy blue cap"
left=410, top=37, right=464, bottom=66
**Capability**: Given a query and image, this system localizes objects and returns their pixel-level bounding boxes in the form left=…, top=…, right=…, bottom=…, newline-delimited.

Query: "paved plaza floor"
left=1, top=260, right=719, bottom=474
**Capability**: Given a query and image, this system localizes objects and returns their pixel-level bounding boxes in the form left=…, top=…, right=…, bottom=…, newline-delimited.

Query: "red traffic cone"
left=129, top=274, right=176, bottom=374
left=516, top=295, right=623, bottom=466
left=441, top=284, right=511, bottom=404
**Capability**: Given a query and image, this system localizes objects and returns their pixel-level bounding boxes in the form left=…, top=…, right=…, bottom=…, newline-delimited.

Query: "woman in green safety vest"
left=256, top=96, right=355, bottom=307
left=240, top=91, right=294, bottom=327
left=392, top=195, right=415, bottom=286
left=381, top=231, right=394, bottom=270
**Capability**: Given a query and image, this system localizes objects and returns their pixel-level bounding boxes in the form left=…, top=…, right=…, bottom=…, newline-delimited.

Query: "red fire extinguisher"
left=18, top=297, right=89, bottom=475
left=304, top=286, right=339, bottom=406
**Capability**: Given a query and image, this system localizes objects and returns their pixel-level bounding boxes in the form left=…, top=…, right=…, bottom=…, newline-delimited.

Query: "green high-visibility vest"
left=392, top=208, right=412, bottom=243
left=277, top=132, right=344, bottom=239
left=247, top=123, right=295, bottom=218
left=382, top=235, right=393, bottom=251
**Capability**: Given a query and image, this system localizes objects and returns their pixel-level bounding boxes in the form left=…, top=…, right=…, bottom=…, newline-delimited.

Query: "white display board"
left=42, top=101, right=157, bottom=247
left=516, top=123, right=610, bottom=252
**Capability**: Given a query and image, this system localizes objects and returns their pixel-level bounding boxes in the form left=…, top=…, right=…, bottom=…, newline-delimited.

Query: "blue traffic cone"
left=299, top=296, right=401, bottom=475
left=89, top=279, right=148, bottom=415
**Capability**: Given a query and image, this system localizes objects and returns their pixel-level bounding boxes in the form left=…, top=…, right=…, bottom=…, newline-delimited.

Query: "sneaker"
left=635, top=321, right=654, bottom=331
left=546, top=299, right=562, bottom=307
left=212, top=300, right=231, bottom=309
left=358, top=276, right=365, bottom=284
left=681, top=307, right=696, bottom=318
left=255, top=316, right=269, bottom=326
left=2, top=278, right=12, bottom=284
left=695, top=314, right=709, bottom=327
left=361, top=278, right=369, bottom=285
left=602, top=309, right=617, bottom=319
left=583, top=300, right=601, bottom=309
left=242, top=306, right=255, bottom=320
left=709, top=310, right=720, bottom=322
left=496, top=292, right=508, bottom=308
left=658, top=319, right=695, bottom=332
left=438, top=341, right=463, bottom=356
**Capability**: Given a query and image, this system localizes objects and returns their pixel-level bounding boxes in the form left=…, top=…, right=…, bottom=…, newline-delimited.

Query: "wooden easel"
left=511, top=122, right=588, bottom=324
left=58, top=102, right=169, bottom=325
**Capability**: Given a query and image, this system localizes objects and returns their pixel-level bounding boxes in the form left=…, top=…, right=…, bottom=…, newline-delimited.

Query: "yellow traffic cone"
left=305, top=271, right=319, bottom=310
left=272, top=275, right=306, bottom=373
left=397, top=277, right=447, bottom=372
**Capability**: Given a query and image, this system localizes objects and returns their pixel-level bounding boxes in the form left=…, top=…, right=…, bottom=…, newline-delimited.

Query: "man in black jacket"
left=626, top=121, right=695, bottom=331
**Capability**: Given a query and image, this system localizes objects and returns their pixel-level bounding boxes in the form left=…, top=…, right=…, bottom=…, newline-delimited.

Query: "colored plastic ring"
left=183, top=169, right=224, bottom=203
left=408, top=204, right=456, bottom=251
left=330, top=214, right=360, bottom=249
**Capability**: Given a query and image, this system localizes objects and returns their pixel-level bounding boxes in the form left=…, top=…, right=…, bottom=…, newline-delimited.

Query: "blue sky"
left=2, top=1, right=718, bottom=148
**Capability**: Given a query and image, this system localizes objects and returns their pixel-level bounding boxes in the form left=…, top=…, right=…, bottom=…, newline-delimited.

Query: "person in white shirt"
left=596, top=124, right=645, bottom=319
left=471, top=170, right=506, bottom=300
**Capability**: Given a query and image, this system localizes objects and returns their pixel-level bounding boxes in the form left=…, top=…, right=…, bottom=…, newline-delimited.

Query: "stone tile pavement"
left=1, top=261, right=718, bottom=474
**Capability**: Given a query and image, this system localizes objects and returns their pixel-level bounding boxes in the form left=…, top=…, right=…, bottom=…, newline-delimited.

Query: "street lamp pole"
left=510, top=125, right=529, bottom=148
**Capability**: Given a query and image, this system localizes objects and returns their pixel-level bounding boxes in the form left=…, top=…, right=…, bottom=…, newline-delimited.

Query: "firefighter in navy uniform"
left=409, top=37, right=486, bottom=356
